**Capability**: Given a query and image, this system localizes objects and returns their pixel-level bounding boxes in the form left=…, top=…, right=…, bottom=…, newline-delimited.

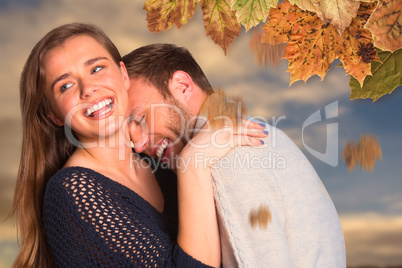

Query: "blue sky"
left=0, top=0, right=401, bottom=266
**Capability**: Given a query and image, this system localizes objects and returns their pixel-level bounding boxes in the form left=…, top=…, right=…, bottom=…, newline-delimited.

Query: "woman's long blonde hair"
left=11, top=22, right=122, bottom=268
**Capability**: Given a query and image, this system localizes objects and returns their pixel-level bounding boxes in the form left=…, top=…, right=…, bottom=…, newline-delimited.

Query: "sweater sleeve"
left=43, top=167, right=215, bottom=268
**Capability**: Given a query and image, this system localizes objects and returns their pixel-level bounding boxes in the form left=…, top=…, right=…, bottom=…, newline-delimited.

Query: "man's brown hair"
left=122, top=43, right=214, bottom=98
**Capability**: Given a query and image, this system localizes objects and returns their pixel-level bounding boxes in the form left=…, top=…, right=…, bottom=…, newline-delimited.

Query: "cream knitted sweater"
left=210, top=124, right=346, bottom=267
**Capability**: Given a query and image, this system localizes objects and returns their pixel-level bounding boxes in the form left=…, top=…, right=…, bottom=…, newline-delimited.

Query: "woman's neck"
left=65, top=128, right=137, bottom=179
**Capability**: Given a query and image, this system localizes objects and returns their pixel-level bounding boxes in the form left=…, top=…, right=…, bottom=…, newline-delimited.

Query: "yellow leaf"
left=288, top=0, right=320, bottom=13
left=365, top=0, right=402, bottom=52
left=262, top=1, right=380, bottom=85
left=311, top=0, right=361, bottom=36
left=231, top=0, right=278, bottom=32
left=201, top=0, right=241, bottom=54
left=144, top=0, right=199, bottom=32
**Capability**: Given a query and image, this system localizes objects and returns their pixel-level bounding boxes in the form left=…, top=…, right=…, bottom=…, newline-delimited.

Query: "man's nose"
left=132, top=136, right=149, bottom=153
left=128, top=121, right=149, bottom=153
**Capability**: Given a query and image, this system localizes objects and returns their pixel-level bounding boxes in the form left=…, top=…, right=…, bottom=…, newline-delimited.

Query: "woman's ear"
left=120, top=61, right=131, bottom=91
left=48, top=111, right=64, bottom=126
left=168, top=71, right=194, bottom=103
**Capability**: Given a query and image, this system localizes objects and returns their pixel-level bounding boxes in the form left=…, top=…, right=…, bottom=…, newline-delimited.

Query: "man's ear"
left=120, top=61, right=131, bottom=91
left=48, top=111, right=64, bottom=126
left=169, top=71, right=194, bottom=103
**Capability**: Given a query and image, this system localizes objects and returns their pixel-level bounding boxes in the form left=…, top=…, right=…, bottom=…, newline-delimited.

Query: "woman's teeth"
left=85, top=98, right=112, bottom=117
left=156, top=139, right=169, bottom=159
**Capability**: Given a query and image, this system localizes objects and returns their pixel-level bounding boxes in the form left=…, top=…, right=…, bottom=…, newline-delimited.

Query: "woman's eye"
left=91, top=66, right=103, bottom=74
left=60, top=83, right=73, bottom=93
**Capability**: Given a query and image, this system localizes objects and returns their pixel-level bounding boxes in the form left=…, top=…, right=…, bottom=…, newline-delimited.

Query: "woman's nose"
left=80, top=81, right=98, bottom=99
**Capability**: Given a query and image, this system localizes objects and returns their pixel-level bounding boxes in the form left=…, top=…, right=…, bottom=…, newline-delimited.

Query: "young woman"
left=11, top=23, right=267, bottom=268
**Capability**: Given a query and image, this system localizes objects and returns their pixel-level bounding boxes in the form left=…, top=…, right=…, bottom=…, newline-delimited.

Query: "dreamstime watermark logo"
left=61, top=99, right=339, bottom=169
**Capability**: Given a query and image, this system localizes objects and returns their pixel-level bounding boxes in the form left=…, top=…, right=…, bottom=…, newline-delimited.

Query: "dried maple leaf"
left=262, top=1, right=380, bottom=85
left=249, top=28, right=286, bottom=67
left=201, top=0, right=241, bottom=54
left=342, top=134, right=382, bottom=173
left=350, top=48, right=402, bottom=101
left=311, top=0, right=361, bottom=36
left=231, top=0, right=278, bottom=32
left=144, top=0, right=199, bottom=32
left=365, top=0, right=402, bottom=52
left=288, top=0, right=320, bottom=13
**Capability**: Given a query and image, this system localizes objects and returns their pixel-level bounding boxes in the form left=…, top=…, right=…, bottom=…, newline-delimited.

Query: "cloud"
left=381, top=194, right=402, bottom=214
left=340, top=213, right=402, bottom=266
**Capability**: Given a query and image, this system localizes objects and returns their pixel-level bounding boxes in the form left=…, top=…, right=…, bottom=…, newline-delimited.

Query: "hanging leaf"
left=201, top=0, right=241, bottom=54
left=342, top=134, right=382, bottom=173
left=350, top=48, right=402, bottom=101
left=231, top=0, right=278, bottom=32
left=249, top=28, right=286, bottom=67
left=262, top=1, right=379, bottom=85
left=144, top=0, right=199, bottom=32
left=365, top=0, right=402, bottom=52
left=288, top=0, right=320, bottom=13
left=311, top=0, right=361, bottom=36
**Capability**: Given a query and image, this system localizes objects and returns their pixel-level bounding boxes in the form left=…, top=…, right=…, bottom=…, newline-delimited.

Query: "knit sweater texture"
left=43, top=165, right=213, bottom=268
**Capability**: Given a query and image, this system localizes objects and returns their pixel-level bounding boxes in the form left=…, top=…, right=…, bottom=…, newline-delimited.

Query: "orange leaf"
left=144, top=0, right=199, bottom=32
left=365, top=0, right=402, bottom=52
left=201, top=0, right=241, bottom=54
left=249, top=29, right=286, bottom=67
left=262, top=1, right=380, bottom=85
left=342, top=134, right=382, bottom=173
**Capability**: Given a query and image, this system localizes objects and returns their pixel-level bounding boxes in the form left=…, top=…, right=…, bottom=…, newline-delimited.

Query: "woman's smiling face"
left=44, top=34, right=130, bottom=143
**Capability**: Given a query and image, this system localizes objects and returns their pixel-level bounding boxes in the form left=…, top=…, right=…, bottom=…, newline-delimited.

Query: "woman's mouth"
left=85, top=98, right=113, bottom=117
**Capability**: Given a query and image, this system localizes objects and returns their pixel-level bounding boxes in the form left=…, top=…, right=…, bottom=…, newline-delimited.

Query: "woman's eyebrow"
left=50, top=57, right=109, bottom=91
left=51, top=72, right=71, bottom=91
left=84, top=56, right=108, bottom=67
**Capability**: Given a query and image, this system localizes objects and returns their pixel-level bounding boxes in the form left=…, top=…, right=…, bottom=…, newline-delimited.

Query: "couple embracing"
left=12, top=23, right=345, bottom=268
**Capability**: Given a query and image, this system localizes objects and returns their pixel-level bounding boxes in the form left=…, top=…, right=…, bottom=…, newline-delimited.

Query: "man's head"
left=122, top=44, right=214, bottom=171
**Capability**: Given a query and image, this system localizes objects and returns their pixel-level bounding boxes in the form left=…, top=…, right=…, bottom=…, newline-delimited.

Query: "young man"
left=122, top=44, right=346, bottom=267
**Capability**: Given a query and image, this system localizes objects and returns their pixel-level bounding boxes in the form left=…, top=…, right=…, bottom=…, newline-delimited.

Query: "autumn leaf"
left=262, top=1, right=379, bottom=85
left=249, top=205, right=272, bottom=230
left=231, top=0, right=277, bottom=32
left=288, top=0, right=320, bottom=13
left=201, top=0, right=241, bottom=54
left=365, top=0, right=402, bottom=52
left=249, top=28, right=286, bottom=67
left=342, top=134, right=382, bottom=173
left=349, top=48, right=402, bottom=101
left=199, top=88, right=247, bottom=131
left=144, top=0, right=199, bottom=32
left=312, top=0, right=361, bottom=36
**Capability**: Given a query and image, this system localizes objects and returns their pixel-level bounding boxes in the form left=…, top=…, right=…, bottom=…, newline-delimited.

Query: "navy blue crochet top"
left=43, top=166, right=214, bottom=267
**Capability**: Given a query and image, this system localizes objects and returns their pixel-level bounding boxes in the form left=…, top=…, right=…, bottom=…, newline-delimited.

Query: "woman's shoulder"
left=49, top=166, right=101, bottom=184
left=45, top=166, right=109, bottom=197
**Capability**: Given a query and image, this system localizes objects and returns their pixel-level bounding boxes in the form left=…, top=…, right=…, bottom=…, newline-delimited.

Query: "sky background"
left=0, top=0, right=401, bottom=267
